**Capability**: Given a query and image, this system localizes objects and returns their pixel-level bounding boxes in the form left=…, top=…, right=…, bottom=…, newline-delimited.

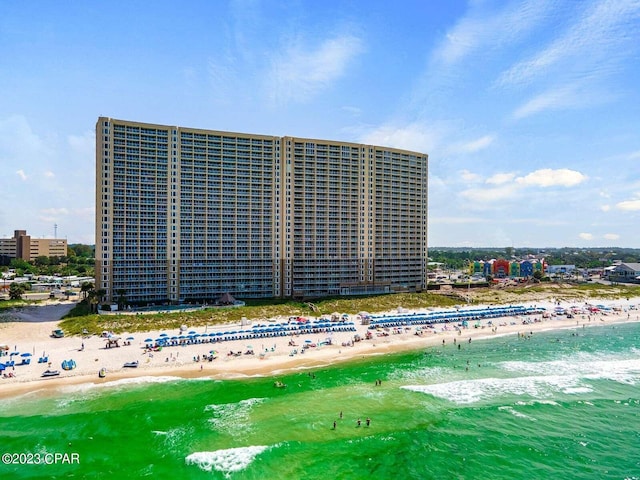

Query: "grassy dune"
left=53, top=283, right=640, bottom=335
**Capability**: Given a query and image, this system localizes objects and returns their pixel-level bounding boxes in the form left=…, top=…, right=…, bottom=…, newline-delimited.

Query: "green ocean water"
left=2, top=321, right=640, bottom=479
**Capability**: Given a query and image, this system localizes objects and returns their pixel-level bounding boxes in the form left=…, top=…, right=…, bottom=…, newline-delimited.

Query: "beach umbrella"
left=21, top=352, right=32, bottom=357
left=159, top=333, right=168, bottom=337
left=305, top=339, right=312, bottom=343
left=0, top=363, right=6, bottom=371
left=144, top=338, right=153, bottom=343
left=188, top=330, right=197, bottom=335
left=10, top=351, right=19, bottom=356
left=126, top=336, right=134, bottom=341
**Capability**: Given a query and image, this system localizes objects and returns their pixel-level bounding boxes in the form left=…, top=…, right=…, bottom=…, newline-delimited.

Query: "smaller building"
left=609, top=263, right=640, bottom=283
left=546, top=264, right=576, bottom=275
left=0, top=229, right=67, bottom=263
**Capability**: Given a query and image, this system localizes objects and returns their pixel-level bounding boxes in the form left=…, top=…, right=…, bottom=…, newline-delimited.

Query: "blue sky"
left=1, top=0, right=639, bottom=248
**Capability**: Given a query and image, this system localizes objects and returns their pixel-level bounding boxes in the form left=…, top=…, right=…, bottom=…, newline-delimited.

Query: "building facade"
left=96, top=118, right=428, bottom=303
left=0, top=230, right=67, bottom=263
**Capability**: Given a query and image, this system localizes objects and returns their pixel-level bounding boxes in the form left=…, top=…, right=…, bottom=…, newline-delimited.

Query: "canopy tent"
left=216, top=292, right=238, bottom=305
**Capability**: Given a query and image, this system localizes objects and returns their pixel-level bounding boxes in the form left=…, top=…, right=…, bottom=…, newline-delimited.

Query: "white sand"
left=1, top=297, right=639, bottom=399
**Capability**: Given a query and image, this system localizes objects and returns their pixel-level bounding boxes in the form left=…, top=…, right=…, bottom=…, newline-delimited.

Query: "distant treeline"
left=428, top=247, right=640, bottom=270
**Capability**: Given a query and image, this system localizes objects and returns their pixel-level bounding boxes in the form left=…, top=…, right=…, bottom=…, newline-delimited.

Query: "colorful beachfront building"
left=469, top=259, right=545, bottom=279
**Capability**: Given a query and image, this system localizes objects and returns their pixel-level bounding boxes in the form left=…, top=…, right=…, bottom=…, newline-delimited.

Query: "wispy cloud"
left=16, top=169, right=28, bottom=181
left=615, top=198, right=640, bottom=211
left=358, top=122, right=441, bottom=153
left=497, top=0, right=640, bottom=88
left=515, top=168, right=587, bottom=187
left=458, top=168, right=588, bottom=205
left=448, top=135, right=495, bottom=154
left=41, top=208, right=70, bottom=216
left=267, top=34, right=364, bottom=105
left=579, top=232, right=594, bottom=240
left=433, top=0, right=554, bottom=66
left=604, top=233, right=620, bottom=240
left=486, top=173, right=516, bottom=185
left=460, top=169, right=482, bottom=183
left=460, top=184, right=519, bottom=203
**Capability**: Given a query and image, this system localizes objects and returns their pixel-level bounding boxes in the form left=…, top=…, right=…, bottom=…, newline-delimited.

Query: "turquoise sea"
left=2, top=321, right=640, bottom=479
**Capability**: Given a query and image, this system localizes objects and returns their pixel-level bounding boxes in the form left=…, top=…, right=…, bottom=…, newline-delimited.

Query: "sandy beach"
left=1, top=297, right=639, bottom=399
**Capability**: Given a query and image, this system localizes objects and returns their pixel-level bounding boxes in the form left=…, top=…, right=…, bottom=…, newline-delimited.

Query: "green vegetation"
left=59, top=292, right=462, bottom=336
left=56, top=283, right=640, bottom=336
left=2, top=243, right=94, bottom=277
left=429, top=247, right=640, bottom=269
left=8, top=282, right=29, bottom=300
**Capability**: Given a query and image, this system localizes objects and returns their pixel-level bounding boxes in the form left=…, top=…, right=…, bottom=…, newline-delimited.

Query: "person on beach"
left=333, top=420, right=337, bottom=429
left=366, top=417, right=371, bottom=427
left=357, top=418, right=361, bottom=427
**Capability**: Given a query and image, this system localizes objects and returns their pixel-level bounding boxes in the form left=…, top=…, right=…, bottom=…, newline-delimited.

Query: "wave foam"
left=499, top=354, right=640, bottom=386
left=402, top=374, right=592, bottom=404
left=185, top=445, right=270, bottom=475
left=206, top=398, right=266, bottom=435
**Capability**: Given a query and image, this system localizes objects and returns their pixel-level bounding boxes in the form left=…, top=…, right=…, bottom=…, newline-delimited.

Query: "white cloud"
left=498, top=0, right=640, bottom=88
left=449, top=135, right=495, bottom=154
left=604, top=233, right=620, bottom=240
left=67, top=131, right=95, bottom=156
left=41, top=208, right=70, bottom=216
left=341, top=106, right=362, bottom=116
left=268, top=34, right=364, bottom=104
left=486, top=172, right=516, bottom=185
left=359, top=122, right=440, bottom=153
left=600, top=204, right=611, bottom=212
left=512, top=85, right=581, bottom=119
left=16, top=169, right=27, bottom=181
left=625, top=150, right=640, bottom=160
left=515, top=168, right=587, bottom=187
left=44, top=171, right=55, bottom=178
left=460, top=169, right=482, bottom=183
left=459, top=184, right=519, bottom=203
left=615, top=199, right=640, bottom=211
left=434, top=0, right=554, bottom=65
left=579, top=232, right=594, bottom=240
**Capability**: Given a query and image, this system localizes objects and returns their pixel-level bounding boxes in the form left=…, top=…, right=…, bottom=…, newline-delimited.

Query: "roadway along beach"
left=1, top=297, right=639, bottom=399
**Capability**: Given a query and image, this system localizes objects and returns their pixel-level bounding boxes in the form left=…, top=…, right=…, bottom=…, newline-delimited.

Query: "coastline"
left=1, top=297, right=639, bottom=400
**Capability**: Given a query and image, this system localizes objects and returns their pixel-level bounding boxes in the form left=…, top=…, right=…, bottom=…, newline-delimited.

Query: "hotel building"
left=0, top=229, right=67, bottom=263
left=96, top=117, right=428, bottom=303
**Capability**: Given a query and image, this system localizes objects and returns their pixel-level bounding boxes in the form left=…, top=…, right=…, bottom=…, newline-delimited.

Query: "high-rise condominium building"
left=96, top=117, right=428, bottom=304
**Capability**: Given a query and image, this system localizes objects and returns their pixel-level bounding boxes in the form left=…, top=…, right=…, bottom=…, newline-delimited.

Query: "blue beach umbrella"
left=10, top=351, right=19, bottom=356
left=21, top=352, right=32, bottom=357
left=144, top=338, right=153, bottom=343
left=126, top=336, right=135, bottom=341
left=159, top=333, right=169, bottom=337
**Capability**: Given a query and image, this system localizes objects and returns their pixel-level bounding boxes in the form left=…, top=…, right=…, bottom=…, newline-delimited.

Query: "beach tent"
left=216, top=292, right=237, bottom=305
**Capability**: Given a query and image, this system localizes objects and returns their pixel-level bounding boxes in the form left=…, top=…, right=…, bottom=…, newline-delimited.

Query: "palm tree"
left=9, top=282, right=27, bottom=300
left=116, top=289, right=127, bottom=311
left=80, top=281, right=94, bottom=300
